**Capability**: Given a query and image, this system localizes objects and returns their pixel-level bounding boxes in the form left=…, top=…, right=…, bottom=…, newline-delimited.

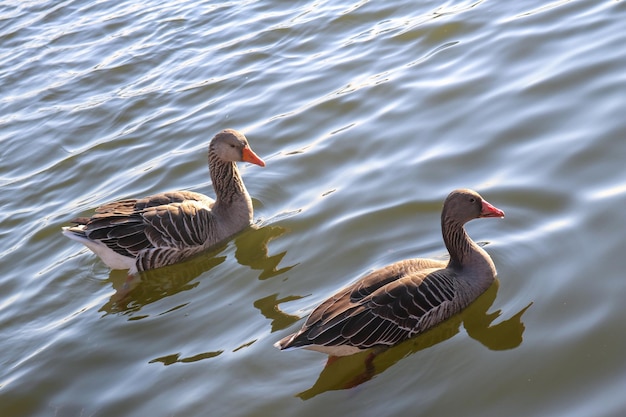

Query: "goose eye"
left=469, top=197, right=476, bottom=203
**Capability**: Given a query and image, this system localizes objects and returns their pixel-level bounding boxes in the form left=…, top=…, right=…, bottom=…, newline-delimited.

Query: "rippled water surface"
left=2, top=0, right=626, bottom=416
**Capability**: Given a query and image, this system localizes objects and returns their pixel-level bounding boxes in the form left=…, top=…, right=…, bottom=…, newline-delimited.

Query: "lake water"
left=1, top=0, right=625, bottom=416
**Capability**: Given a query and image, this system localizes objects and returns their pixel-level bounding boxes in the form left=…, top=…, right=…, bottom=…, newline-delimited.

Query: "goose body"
left=62, top=129, right=265, bottom=273
left=275, top=189, right=504, bottom=356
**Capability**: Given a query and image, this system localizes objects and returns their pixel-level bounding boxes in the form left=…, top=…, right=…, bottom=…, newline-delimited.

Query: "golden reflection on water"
left=254, top=293, right=303, bottom=333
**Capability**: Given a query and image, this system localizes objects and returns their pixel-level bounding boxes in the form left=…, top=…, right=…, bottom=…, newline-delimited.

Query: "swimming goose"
left=62, top=129, right=265, bottom=273
left=275, top=189, right=504, bottom=356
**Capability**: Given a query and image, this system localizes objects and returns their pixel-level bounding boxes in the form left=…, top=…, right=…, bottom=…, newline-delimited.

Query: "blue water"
left=1, top=0, right=626, bottom=416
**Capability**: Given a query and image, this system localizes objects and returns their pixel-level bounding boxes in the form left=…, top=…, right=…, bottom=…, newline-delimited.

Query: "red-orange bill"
left=242, top=146, right=265, bottom=167
left=480, top=200, right=505, bottom=218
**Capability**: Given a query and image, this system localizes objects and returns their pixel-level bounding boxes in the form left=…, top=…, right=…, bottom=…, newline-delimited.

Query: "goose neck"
left=441, top=217, right=476, bottom=269
left=209, top=152, right=249, bottom=206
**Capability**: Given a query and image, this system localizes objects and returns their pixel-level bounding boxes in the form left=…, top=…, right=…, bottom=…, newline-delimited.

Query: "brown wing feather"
left=78, top=191, right=214, bottom=258
left=141, top=200, right=211, bottom=247
left=285, top=259, right=460, bottom=349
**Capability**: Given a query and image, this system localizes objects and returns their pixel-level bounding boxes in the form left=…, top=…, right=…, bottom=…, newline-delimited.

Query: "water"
left=1, top=0, right=625, bottom=416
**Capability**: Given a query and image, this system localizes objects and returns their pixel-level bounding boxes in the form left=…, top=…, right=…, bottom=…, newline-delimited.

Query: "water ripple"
left=1, top=0, right=626, bottom=416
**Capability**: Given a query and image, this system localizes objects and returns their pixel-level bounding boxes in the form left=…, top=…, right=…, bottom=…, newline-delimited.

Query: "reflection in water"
left=234, top=224, right=297, bottom=280
left=149, top=350, right=224, bottom=366
left=292, top=281, right=532, bottom=400
left=254, top=293, right=304, bottom=332
left=99, top=224, right=294, bottom=317
left=101, top=254, right=226, bottom=316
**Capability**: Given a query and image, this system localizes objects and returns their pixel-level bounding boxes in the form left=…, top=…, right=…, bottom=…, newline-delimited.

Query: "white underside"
left=274, top=339, right=365, bottom=357
left=62, top=227, right=135, bottom=271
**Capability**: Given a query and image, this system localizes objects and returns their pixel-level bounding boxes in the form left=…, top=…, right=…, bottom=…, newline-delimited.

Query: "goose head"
left=211, top=129, right=265, bottom=167
left=443, top=189, right=505, bottom=224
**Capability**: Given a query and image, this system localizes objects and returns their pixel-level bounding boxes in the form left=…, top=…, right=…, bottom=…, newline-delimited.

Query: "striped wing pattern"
left=75, top=191, right=214, bottom=269
left=287, top=260, right=460, bottom=350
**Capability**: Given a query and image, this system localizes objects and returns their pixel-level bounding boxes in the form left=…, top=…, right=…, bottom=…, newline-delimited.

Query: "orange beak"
left=242, top=146, right=266, bottom=167
left=480, top=199, right=505, bottom=218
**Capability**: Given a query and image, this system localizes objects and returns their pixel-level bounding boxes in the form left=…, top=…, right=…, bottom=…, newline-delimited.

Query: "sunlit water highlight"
left=1, top=1, right=625, bottom=416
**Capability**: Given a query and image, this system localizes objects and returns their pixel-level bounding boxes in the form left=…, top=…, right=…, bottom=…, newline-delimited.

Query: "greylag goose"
left=62, top=129, right=265, bottom=273
left=275, top=189, right=504, bottom=356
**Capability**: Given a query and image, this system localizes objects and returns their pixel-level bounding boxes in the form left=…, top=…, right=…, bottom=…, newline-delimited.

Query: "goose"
left=62, top=129, right=265, bottom=274
left=275, top=189, right=505, bottom=356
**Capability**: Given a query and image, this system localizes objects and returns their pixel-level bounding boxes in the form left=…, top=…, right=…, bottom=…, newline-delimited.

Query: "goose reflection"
left=255, top=293, right=304, bottom=332
left=280, top=280, right=531, bottom=400
left=99, top=224, right=294, bottom=316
